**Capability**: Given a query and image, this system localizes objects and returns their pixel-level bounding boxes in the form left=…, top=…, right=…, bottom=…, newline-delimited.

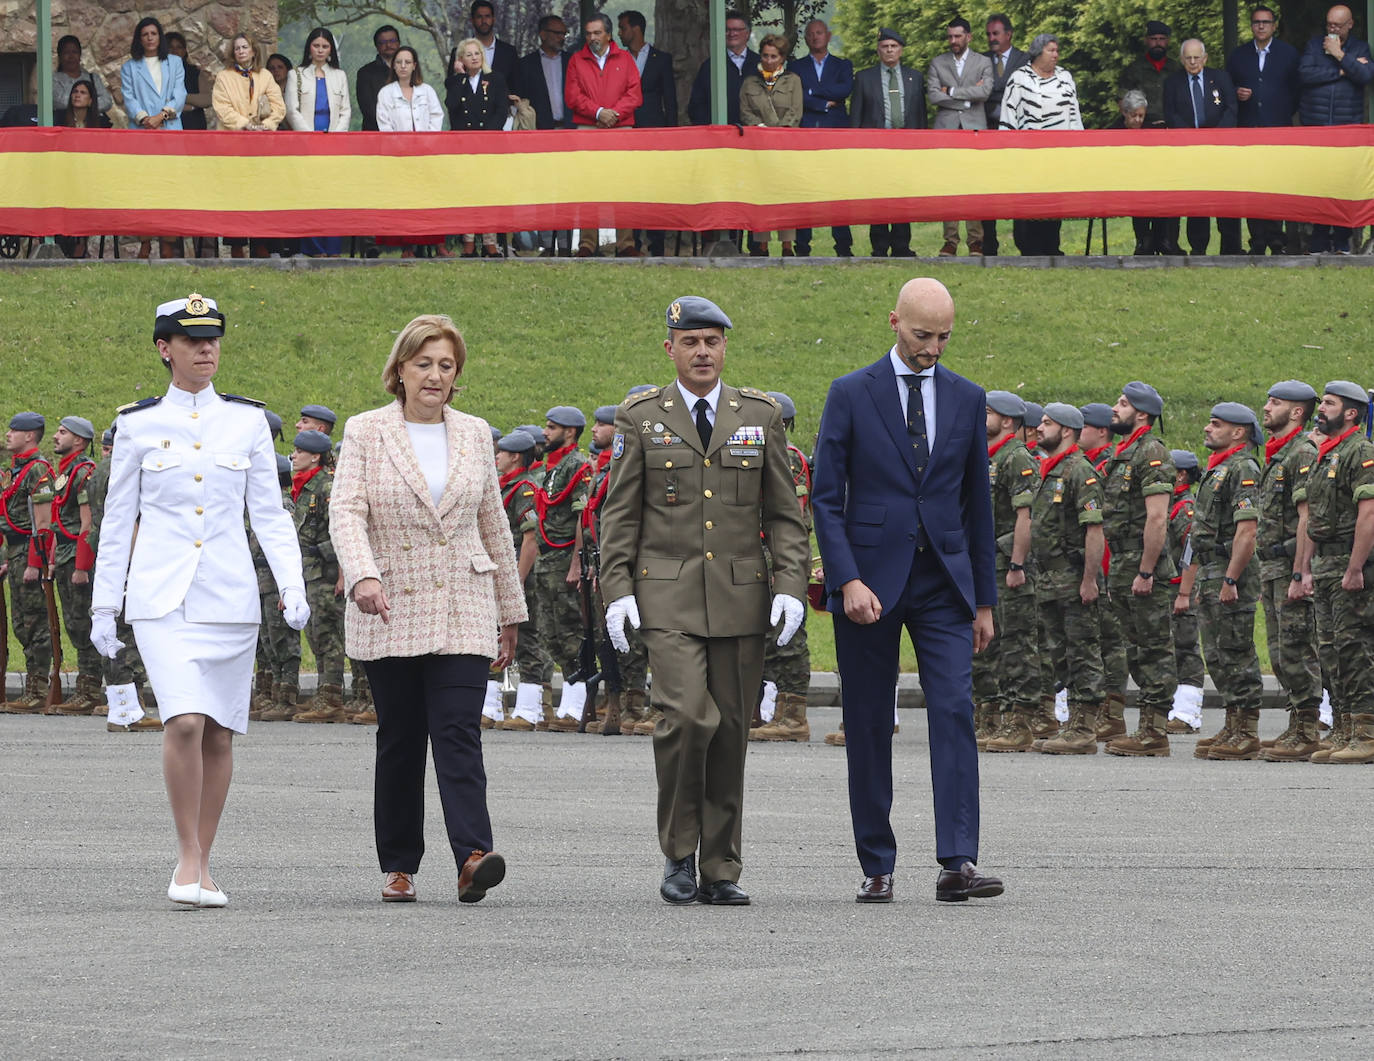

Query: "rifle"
left=572, top=539, right=610, bottom=731
left=0, top=576, right=9, bottom=691
left=29, top=503, right=62, bottom=710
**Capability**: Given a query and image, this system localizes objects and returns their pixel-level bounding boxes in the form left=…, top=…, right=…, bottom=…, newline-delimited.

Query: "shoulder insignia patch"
left=1299, top=465, right=1310, bottom=474
left=1148, top=459, right=1162, bottom=467
left=116, top=396, right=162, bottom=415
left=221, top=393, right=267, bottom=408
left=1241, top=479, right=1255, bottom=486
left=1363, top=460, right=1374, bottom=468
left=612, top=432, right=626, bottom=459
left=1084, top=477, right=1097, bottom=485
left=623, top=388, right=660, bottom=407
left=1021, top=467, right=1034, bottom=476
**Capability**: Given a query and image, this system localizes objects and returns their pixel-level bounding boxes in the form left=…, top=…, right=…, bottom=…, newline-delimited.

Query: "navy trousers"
left=833, top=550, right=980, bottom=876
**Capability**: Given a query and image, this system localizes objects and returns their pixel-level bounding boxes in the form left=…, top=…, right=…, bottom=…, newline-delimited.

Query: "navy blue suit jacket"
left=633, top=45, right=678, bottom=126
left=788, top=52, right=853, bottom=127
left=1163, top=67, right=1238, bottom=128
left=1225, top=39, right=1299, bottom=127
left=811, top=354, right=996, bottom=620
left=688, top=50, right=759, bottom=125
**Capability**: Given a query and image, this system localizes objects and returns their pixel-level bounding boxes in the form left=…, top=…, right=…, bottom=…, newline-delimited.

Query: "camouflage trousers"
left=257, top=587, right=301, bottom=688
left=1107, top=569, right=1177, bottom=710
left=102, top=608, right=147, bottom=689
left=1312, top=559, right=1374, bottom=715
left=4, top=542, right=51, bottom=673
left=1099, top=574, right=1128, bottom=695
left=1170, top=590, right=1205, bottom=687
left=972, top=571, right=1039, bottom=708
left=763, top=607, right=811, bottom=697
left=1195, top=579, right=1263, bottom=712
left=1037, top=583, right=1105, bottom=705
left=534, top=548, right=582, bottom=676
left=1260, top=576, right=1322, bottom=712
left=304, top=575, right=345, bottom=687
left=55, top=562, right=101, bottom=678
left=516, top=569, right=554, bottom=684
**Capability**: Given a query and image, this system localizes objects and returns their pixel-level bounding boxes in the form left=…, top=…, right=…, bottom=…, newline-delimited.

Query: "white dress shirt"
left=888, top=346, right=936, bottom=448
left=677, top=379, right=722, bottom=430
left=404, top=421, right=449, bottom=505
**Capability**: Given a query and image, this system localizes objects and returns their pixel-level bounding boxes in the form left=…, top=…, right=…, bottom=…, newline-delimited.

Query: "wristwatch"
left=1008, top=562, right=1025, bottom=572
left=1137, top=570, right=1154, bottom=580
left=1223, top=576, right=1238, bottom=586
left=1291, top=571, right=1304, bottom=582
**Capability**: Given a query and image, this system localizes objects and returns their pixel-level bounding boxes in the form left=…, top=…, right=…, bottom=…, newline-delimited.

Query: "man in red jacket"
left=565, top=12, right=642, bottom=257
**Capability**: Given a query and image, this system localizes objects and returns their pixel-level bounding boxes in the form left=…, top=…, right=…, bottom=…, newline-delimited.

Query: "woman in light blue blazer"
left=120, top=17, right=187, bottom=259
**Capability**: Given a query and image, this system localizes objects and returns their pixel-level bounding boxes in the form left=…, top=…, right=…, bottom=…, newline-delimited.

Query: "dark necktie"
left=887, top=66, right=903, bottom=128
left=903, top=374, right=930, bottom=475
left=694, top=398, right=713, bottom=450
left=1191, top=75, right=1205, bottom=127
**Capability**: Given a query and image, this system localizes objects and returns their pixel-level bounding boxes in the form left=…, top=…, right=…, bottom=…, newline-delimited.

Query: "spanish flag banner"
left=2, top=125, right=1370, bottom=237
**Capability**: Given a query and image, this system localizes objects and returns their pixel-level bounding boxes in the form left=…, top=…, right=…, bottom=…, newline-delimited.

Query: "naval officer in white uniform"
left=91, top=293, right=309, bottom=908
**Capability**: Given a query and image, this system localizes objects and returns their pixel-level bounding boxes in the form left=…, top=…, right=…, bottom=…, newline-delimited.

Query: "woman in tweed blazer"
left=330, top=314, right=526, bottom=904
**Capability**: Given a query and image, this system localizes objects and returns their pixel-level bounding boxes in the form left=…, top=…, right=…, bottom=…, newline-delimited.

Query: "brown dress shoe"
left=856, top=873, right=893, bottom=903
left=967, top=240, right=984, bottom=256
left=935, top=862, right=1004, bottom=902
left=382, top=871, right=416, bottom=902
left=939, top=240, right=958, bottom=256
left=458, top=850, right=506, bottom=903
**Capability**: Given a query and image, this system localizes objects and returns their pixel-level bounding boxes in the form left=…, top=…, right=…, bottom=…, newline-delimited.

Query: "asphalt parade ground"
left=2, top=706, right=1370, bottom=1060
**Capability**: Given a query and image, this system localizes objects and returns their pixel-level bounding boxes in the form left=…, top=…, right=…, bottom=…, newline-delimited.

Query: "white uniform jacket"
left=92, top=383, right=305, bottom=623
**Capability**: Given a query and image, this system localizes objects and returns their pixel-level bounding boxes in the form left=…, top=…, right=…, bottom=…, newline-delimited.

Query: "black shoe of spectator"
left=1134, top=242, right=1153, bottom=256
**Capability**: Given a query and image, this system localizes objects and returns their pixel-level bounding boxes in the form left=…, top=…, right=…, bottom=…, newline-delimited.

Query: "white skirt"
left=132, top=606, right=258, bottom=734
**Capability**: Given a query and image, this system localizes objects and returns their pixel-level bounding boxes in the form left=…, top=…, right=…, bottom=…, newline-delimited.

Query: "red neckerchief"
left=1173, top=481, right=1190, bottom=496
left=1113, top=423, right=1151, bottom=457
left=581, top=449, right=616, bottom=530
left=2, top=448, right=54, bottom=535
left=1146, top=53, right=1167, bottom=72
left=291, top=464, right=322, bottom=502
left=1206, top=442, right=1247, bottom=471
left=1170, top=493, right=1192, bottom=521
left=1265, top=425, right=1301, bottom=464
left=533, top=444, right=591, bottom=547
left=1039, top=443, right=1078, bottom=479
left=987, top=432, right=1017, bottom=459
left=51, top=451, right=96, bottom=539
left=498, top=466, right=526, bottom=491
left=1317, top=423, right=1359, bottom=462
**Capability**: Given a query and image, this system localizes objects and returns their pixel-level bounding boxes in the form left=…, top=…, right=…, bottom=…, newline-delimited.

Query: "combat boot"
left=1094, top=693, right=1127, bottom=742
left=619, top=689, right=648, bottom=732
left=55, top=673, right=103, bottom=716
left=1260, top=709, right=1301, bottom=749
left=587, top=690, right=623, bottom=735
left=1328, top=714, right=1374, bottom=764
left=1261, top=709, right=1322, bottom=762
left=1194, top=708, right=1236, bottom=759
left=1029, top=696, right=1059, bottom=739
left=1309, top=714, right=1353, bottom=763
left=247, top=669, right=274, bottom=721
left=751, top=692, right=811, bottom=742
left=547, top=681, right=586, bottom=732
left=535, top=686, right=555, bottom=731
left=1208, top=708, right=1261, bottom=760
left=1039, top=702, right=1099, bottom=755
left=3, top=672, right=49, bottom=714
left=974, top=702, right=1000, bottom=749
left=294, top=683, right=348, bottom=723
left=985, top=707, right=1034, bottom=752
left=632, top=704, right=664, bottom=736
left=260, top=684, right=299, bottom=722
left=1106, top=705, right=1170, bottom=757
left=824, top=720, right=846, bottom=746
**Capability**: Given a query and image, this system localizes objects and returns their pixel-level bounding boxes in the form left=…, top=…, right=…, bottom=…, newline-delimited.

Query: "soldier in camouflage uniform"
left=753, top=391, right=813, bottom=742
left=255, top=452, right=305, bottom=721
left=1164, top=450, right=1205, bottom=732
left=1294, top=381, right=1374, bottom=764
left=1080, top=402, right=1130, bottom=739
left=1, top=412, right=56, bottom=714
left=978, top=392, right=1044, bottom=752
left=288, top=430, right=347, bottom=723
left=41, top=416, right=104, bottom=715
left=493, top=429, right=554, bottom=731
left=1188, top=405, right=1265, bottom=760
left=1026, top=403, right=1105, bottom=754
left=1102, top=382, right=1177, bottom=756
left=1256, top=381, right=1324, bottom=762
left=533, top=406, right=593, bottom=732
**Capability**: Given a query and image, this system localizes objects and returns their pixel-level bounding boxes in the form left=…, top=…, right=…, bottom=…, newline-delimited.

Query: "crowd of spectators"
left=19, top=3, right=1374, bottom=260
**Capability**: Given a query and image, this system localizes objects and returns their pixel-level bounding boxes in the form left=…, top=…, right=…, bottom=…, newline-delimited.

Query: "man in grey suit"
left=982, top=14, right=1029, bottom=255
left=851, top=28, right=926, bottom=257
left=927, top=18, right=993, bottom=255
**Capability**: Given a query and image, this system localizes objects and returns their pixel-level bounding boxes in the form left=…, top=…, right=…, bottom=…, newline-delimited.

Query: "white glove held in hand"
left=605, top=594, right=641, bottom=653
left=771, top=593, right=805, bottom=646
left=281, top=587, right=311, bottom=631
left=91, top=609, right=125, bottom=659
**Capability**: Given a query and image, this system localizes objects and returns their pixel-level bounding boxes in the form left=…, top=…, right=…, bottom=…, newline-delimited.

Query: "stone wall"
left=2, top=0, right=277, bottom=123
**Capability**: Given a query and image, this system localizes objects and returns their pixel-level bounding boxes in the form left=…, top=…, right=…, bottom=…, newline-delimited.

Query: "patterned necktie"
left=996, top=53, right=1005, bottom=79
left=1192, top=74, right=1205, bottom=127
left=903, top=375, right=930, bottom=475
left=887, top=66, right=903, bottom=128
left=695, top=398, right=712, bottom=450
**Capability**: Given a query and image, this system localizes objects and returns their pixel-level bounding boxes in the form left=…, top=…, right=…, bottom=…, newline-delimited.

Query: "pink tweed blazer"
left=329, top=401, right=527, bottom=661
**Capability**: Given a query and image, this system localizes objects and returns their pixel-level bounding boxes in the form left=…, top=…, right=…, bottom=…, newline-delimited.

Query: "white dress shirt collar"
left=677, top=379, right=722, bottom=421
left=888, top=346, right=937, bottom=446
left=164, top=382, right=217, bottom=408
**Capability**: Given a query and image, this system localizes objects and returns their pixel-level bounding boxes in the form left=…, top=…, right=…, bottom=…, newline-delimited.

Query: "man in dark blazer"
left=981, top=14, right=1029, bottom=255
left=790, top=19, right=854, bottom=256
left=619, top=10, right=677, bottom=256
left=356, top=24, right=400, bottom=131
left=1226, top=6, right=1299, bottom=253
left=513, top=16, right=572, bottom=255
left=688, top=11, right=758, bottom=125
left=1163, top=39, right=1240, bottom=255
left=850, top=28, right=925, bottom=257
left=811, top=277, right=1004, bottom=906
left=470, top=0, right=518, bottom=82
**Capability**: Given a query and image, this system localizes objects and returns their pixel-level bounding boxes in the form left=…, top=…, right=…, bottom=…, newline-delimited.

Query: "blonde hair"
left=224, top=33, right=263, bottom=71
left=382, top=314, right=468, bottom=402
left=455, top=37, right=491, bottom=73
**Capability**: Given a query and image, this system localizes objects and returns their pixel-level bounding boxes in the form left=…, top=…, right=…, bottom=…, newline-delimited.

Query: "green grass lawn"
left=3, top=261, right=1369, bottom=675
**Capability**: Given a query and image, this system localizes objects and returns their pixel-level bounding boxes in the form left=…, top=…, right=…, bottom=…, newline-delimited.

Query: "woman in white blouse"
left=998, top=33, right=1083, bottom=256
left=286, top=28, right=351, bottom=256
left=375, top=47, right=450, bottom=258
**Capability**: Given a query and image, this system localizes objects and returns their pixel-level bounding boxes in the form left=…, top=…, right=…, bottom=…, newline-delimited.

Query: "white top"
left=676, top=379, right=722, bottom=429
left=144, top=56, right=162, bottom=93
left=375, top=81, right=444, bottom=131
left=405, top=420, right=449, bottom=505
left=888, top=346, right=937, bottom=447
left=541, top=51, right=565, bottom=120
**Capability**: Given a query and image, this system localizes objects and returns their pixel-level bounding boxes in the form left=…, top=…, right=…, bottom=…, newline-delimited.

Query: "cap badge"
left=186, top=293, right=209, bottom=316
left=669, top=301, right=682, bottom=324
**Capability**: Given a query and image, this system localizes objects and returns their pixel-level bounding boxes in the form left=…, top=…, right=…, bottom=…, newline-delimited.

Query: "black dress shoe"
left=661, top=855, right=698, bottom=905
left=697, top=879, right=750, bottom=905
left=856, top=873, right=893, bottom=903
left=935, top=862, right=1004, bottom=903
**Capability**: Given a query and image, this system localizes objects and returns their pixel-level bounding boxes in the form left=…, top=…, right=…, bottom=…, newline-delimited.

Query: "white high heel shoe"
left=168, top=867, right=201, bottom=906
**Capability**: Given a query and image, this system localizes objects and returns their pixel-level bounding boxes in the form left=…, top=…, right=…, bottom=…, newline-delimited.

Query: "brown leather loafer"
left=936, top=862, right=1004, bottom=902
left=458, top=850, right=506, bottom=903
left=382, top=871, right=416, bottom=902
left=856, top=873, right=893, bottom=903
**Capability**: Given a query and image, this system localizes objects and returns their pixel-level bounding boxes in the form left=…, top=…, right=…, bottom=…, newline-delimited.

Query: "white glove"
left=91, top=609, right=125, bottom=659
left=770, top=593, right=805, bottom=646
left=605, top=594, right=641, bottom=653
left=281, top=587, right=311, bottom=631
